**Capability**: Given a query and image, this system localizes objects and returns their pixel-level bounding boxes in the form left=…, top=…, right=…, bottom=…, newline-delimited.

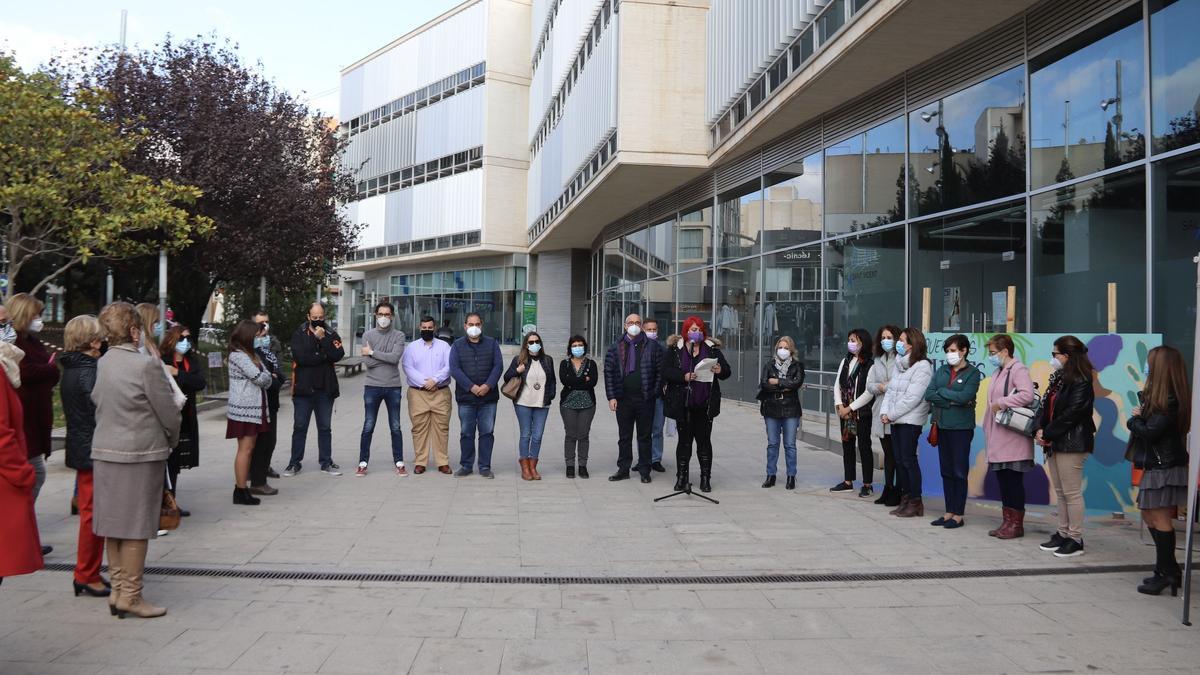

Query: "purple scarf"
left=679, top=340, right=712, bottom=407
left=621, top=333, right=644, bottom=375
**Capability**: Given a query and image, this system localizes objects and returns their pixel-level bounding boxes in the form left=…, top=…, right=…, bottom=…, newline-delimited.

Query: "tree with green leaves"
left=0, top=53, right=212, bottom=302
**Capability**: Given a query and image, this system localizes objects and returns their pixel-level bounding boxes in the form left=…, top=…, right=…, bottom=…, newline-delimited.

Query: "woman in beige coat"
left=91, top=302, right=181, bottom=619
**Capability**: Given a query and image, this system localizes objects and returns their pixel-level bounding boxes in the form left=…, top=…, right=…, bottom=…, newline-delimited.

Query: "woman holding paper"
left=662, top=316, right=731, bottom=493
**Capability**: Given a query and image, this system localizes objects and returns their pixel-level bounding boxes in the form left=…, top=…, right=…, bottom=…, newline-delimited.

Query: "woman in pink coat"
left=983, top=334, right=1035, bottom=539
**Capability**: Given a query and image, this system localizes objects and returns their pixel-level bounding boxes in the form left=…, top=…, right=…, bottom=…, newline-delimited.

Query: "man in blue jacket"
left=448, top=312, right=502, bottom=478
left=603, top=313, right=661, bottom=483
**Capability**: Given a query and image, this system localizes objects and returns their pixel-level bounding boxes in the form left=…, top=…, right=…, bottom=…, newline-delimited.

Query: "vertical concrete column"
left=533, top=249, right=579, bottom=351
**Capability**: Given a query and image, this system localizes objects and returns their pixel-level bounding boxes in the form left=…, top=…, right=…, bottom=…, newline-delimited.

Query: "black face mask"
left=420, top=329, right=435, bottom=342
left=309, top=319, right=327, bottom=330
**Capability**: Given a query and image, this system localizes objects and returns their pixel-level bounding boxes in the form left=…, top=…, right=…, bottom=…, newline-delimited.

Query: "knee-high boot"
left=115, top=539, right=166, bottom=619
left=698, top=448, right=713, bottom=493
left=105, top=538, right=122, bottom=617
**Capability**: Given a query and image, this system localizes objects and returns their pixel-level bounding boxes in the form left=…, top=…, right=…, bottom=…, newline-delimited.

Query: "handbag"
left=160, top=470, right=181, bottom=531
left=992, top=367, right=1042, bottom=437
left=501, top=372, right=524, bottom=401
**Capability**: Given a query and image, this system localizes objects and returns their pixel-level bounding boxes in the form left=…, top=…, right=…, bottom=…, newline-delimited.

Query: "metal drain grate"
left=39, top=561, right=1150, bottom=585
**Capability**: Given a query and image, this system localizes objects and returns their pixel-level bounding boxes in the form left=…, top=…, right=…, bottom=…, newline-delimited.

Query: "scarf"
left=774, top=356, right=792, bottom=378
left=0, top=341, right=24, bottom=388
left=680, top=340, right=712, bottom=407
left=621, top=333, right=644, bottom=375
left=258, top=345, right=280, bottom=373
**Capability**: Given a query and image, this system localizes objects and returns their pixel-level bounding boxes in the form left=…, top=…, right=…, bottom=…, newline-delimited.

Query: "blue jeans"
left=458, top=401, right=497, bottom=472
left=290, top=392, right=334, bottom=469
left=938, top=428, right=973, bottom=515
left=891, top=423, right=923, bottom=500
left=764, top=416, right=799, bottom=476
left=651, top=398, right=665, bottom=463
left=514, top=405, right=550, bottom=459
left=359, top=386, right=404, bottom=465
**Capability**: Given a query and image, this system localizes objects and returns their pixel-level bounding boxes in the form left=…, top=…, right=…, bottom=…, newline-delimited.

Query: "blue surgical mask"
left=881, top=338, right=894, bottom=353
left=528, top=343, right=542, bottom=355
left=174, top=339, right=190, bottom=355
left=1143, top=363, right=1149, bottom=377
left=254, top=336, right=270, bottom=350
left=895, top=342, right=907, bottom=357
left=987, top=354, right=1002, bottom=368
left=571, top=346, right=585, bottom=358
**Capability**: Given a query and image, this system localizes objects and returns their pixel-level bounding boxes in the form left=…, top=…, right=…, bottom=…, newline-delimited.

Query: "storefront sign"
left=920, top=332, right=1161, bottom=516
left=521, top=292, right=537, bottom=334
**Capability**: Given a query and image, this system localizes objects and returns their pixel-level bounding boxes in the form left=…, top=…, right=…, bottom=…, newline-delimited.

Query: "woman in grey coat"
left=865, top=325, right=901, bottom=506
left=91, top=302, right=182, bottom=619
left=226, top=320, right=275, bottom=506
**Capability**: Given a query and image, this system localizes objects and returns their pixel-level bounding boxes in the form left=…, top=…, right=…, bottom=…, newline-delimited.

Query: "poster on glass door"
left=942, top=286, right=961, bottom=331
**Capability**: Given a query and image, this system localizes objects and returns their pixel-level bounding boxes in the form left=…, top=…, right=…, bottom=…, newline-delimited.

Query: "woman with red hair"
left=661, top=316, right=731, bottom=493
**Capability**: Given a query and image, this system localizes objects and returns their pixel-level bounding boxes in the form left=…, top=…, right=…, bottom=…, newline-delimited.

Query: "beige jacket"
left=90, top=344, right=182, bottom=463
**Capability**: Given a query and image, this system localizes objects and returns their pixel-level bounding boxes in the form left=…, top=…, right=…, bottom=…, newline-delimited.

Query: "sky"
left=1, top=0, right=467, bottom=117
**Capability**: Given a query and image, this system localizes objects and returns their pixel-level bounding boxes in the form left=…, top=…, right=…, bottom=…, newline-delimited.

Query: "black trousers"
left=841, top=411, right=873, bottom=483
left=994, top=468, right=1026, bottom=511
left=616, top=398, right=654, bottom=475
left=166, top=451, right=182, bottom=495
left=880, top=434, right=896, bottom=489
left=249, top=406, right=279, bottom=487
left=677, top=406, right=714, bottom=474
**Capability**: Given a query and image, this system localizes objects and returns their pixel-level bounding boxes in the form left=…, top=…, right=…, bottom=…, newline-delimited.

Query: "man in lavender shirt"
left=401, top=316, right=453, bottom=474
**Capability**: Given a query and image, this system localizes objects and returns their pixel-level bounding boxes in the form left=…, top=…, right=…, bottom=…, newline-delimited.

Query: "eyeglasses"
left=527, top=341, right=542, bottom=346
left=1051, top=351, right=1063, bottom=357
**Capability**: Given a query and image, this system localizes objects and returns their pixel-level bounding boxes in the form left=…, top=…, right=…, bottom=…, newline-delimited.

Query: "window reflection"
left=647, top=218, right=675, bottom=277
left=677, top=202, right=713, bottom=270
left=1031, top=169, right=1146, bottom=332
left=824, top=227, right=906, bottom=371
left=1152, top=151, right=1200, bottom=364
left=1150, top=0, right=1200, bottom=153
left=764, top=246, right=822, bottom=371
left=716, top=179, right=762, bottom=261
left=1030, top=7, right=1146, bottom=188
left=603, top=238, right=623, bottom=289
left=762, top=152, right=823, bottom=253
left=714, top=255, right=761, bottom=401
left=909, top=66, right=1027, bottom=216
left=623, top=229, right=649, bottom=283
left=826, top=116, right=906, bottom=234
left=674, top=268, right=712, bottom=340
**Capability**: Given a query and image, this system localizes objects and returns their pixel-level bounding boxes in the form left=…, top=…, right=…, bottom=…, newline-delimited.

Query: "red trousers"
left=74, top=470, right=104, bottom=584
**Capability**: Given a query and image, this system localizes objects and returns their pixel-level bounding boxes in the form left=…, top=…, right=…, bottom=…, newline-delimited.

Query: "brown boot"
left=888, top=497, right=910, bottom=517
left=105, top=538, right=122, bottom=617
left=989, top=507, right=1013, bottom=537
left=897, top=498, right=924, bottom=517
left=519, top=458, right=532, bottom=481
left=530, top=458, right=541, bottom=480
left=114, top=540, right=166, bottom=619
left=997, top=509, right=1025, bottom=539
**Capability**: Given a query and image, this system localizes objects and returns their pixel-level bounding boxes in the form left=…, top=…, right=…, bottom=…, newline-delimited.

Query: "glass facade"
left=590, top=0, right=1200, bottom=401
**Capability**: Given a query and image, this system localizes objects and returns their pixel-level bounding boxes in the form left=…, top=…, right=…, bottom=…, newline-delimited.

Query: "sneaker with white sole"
left=395, top=463, right=408, bottom=477
left=282, top=464, right=301, bottom=477
left=321, top=463, right=343, bottom=476
left=1053, top=538, right=1084, bottom=558
left=356, top=462, right=368, bottom=477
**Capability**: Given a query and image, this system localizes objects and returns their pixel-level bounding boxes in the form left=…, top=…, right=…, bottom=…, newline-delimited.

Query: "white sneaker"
left=156, top=529, right=169, bottom=537
left=395, top=462, right=408, bottom=477
left=356, top=462, right=368, bottom=477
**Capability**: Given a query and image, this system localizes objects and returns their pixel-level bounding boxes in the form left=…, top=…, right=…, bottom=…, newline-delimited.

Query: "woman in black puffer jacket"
left=1127, top=345, right=1191, bottom=596
left=1034, top=335, right=1096, bottom=559
left=757, top=336, right=805, bottom=490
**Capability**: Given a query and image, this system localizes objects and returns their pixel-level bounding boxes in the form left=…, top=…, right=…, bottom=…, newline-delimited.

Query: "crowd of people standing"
left=0, top=297, right=1191, bottom=611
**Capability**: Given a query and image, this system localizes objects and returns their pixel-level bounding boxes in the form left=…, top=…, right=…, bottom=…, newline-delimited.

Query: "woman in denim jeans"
left=757, top=336, right=805, bottom=490
left=503, top=331, right=556, bottom=481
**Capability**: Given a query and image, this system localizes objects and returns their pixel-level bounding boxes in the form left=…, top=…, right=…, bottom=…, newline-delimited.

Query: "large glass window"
left=675, top=268, right=712, bottom=340
left=647, top=218, right=675, bottom=277
left=1152, top=151, right=1200, bottom=363
left=623, top=228, right=649, bottom=283
left=716, top=179, right=762, bottom=261
left=909, top=66, right=1027, bottom=216
left=1150, top=0, right=1200, bottom=153
left=1030, top=7, right=1146, bottom=188
left=603, top=238, right=623, bottom=289
left=826, top=116, right=906, bottom=235
left=644, top=277, right=674, bottom=335
left=912, top=202, right=1027, bottom=334
left=714, top=255, right=761, bottom=402
left=764, top=246, right=822, bottom=372
left=824, top=227, right=906, bottom=372
left=677, top=202, right=713, bottom=270
left=1031, top=169, right=1146, bottom=333
left=762, top=152, right=823, bottom=252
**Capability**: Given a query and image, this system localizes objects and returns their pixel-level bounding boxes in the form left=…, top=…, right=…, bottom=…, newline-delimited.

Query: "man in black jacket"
left=284, top=303, right=345, bottom=476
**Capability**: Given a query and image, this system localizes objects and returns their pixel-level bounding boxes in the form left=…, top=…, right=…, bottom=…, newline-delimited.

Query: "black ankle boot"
left=674, top=470, right=689, bottom=491
left=874, top=485, right=891, bottom=505
left=233, top=487, right=261, bottom=505
left=762, top=475, right=776, bottom=488
left=566, top=465, right=576, bottom=479
left=699, top=472, right=712, bottom=493
left=785, top=476, right=796, bottom=490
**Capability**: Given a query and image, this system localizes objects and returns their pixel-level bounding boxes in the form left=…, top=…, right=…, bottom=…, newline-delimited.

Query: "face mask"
left=688, top=331, right=703, bottom=343
left=153, top=323, right=162, bottom=337
left=881, top=338, right=894, bottom=353
left=377, top=316, right=392, bottom=329
left=0, top=324, right=15, bottom=344
left=309, top=318, right=326, bottom=330
left=847, top=341, right=859, bottom=354
left=466, top=326, right=482, bottom=338
left=1051, top=356, right=1064, bottom=371
left=421, top=329, right=435, bottom=342
left=895, top=342, right=907, bottom=357
left=946, top=352, right=962, bottom=367
left=645, top=331, right=658, bottom=341
left=626, top=324, right=641, bottom=337
left=571, top=346, right=586, bottom=358
left=528, top=343, right=542, bottom=355
left=175, top=339, right=191, bottom=355
left=253, top=336, right=270, bottom=350
left=987, top=354, right=1002, bottom=368
left=776, top=348, right=791, bottom=360
left=29, top=318, right=44, bottom=334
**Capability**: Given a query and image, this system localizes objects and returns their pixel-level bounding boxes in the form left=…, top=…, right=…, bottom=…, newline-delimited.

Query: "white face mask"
left=377, top=316, right=392, bottom=329
left=1051, top=356, right=1064, bottom=371
left=466, top=326, right=482, bottom=338
left=626, top=324, right=641, bottom=337
left=945, top=351, right=962, bottom=367
left=776, top=348, right=791, bottom=360
left=29, top=318, right=44, bottom=334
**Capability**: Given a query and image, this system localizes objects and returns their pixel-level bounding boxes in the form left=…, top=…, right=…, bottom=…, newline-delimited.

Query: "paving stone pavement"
left=5, top=371, right=1199, bottom=673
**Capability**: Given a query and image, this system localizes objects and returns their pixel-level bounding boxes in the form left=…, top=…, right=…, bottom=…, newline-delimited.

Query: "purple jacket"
left=983, top=359, right=1035, bottom=464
